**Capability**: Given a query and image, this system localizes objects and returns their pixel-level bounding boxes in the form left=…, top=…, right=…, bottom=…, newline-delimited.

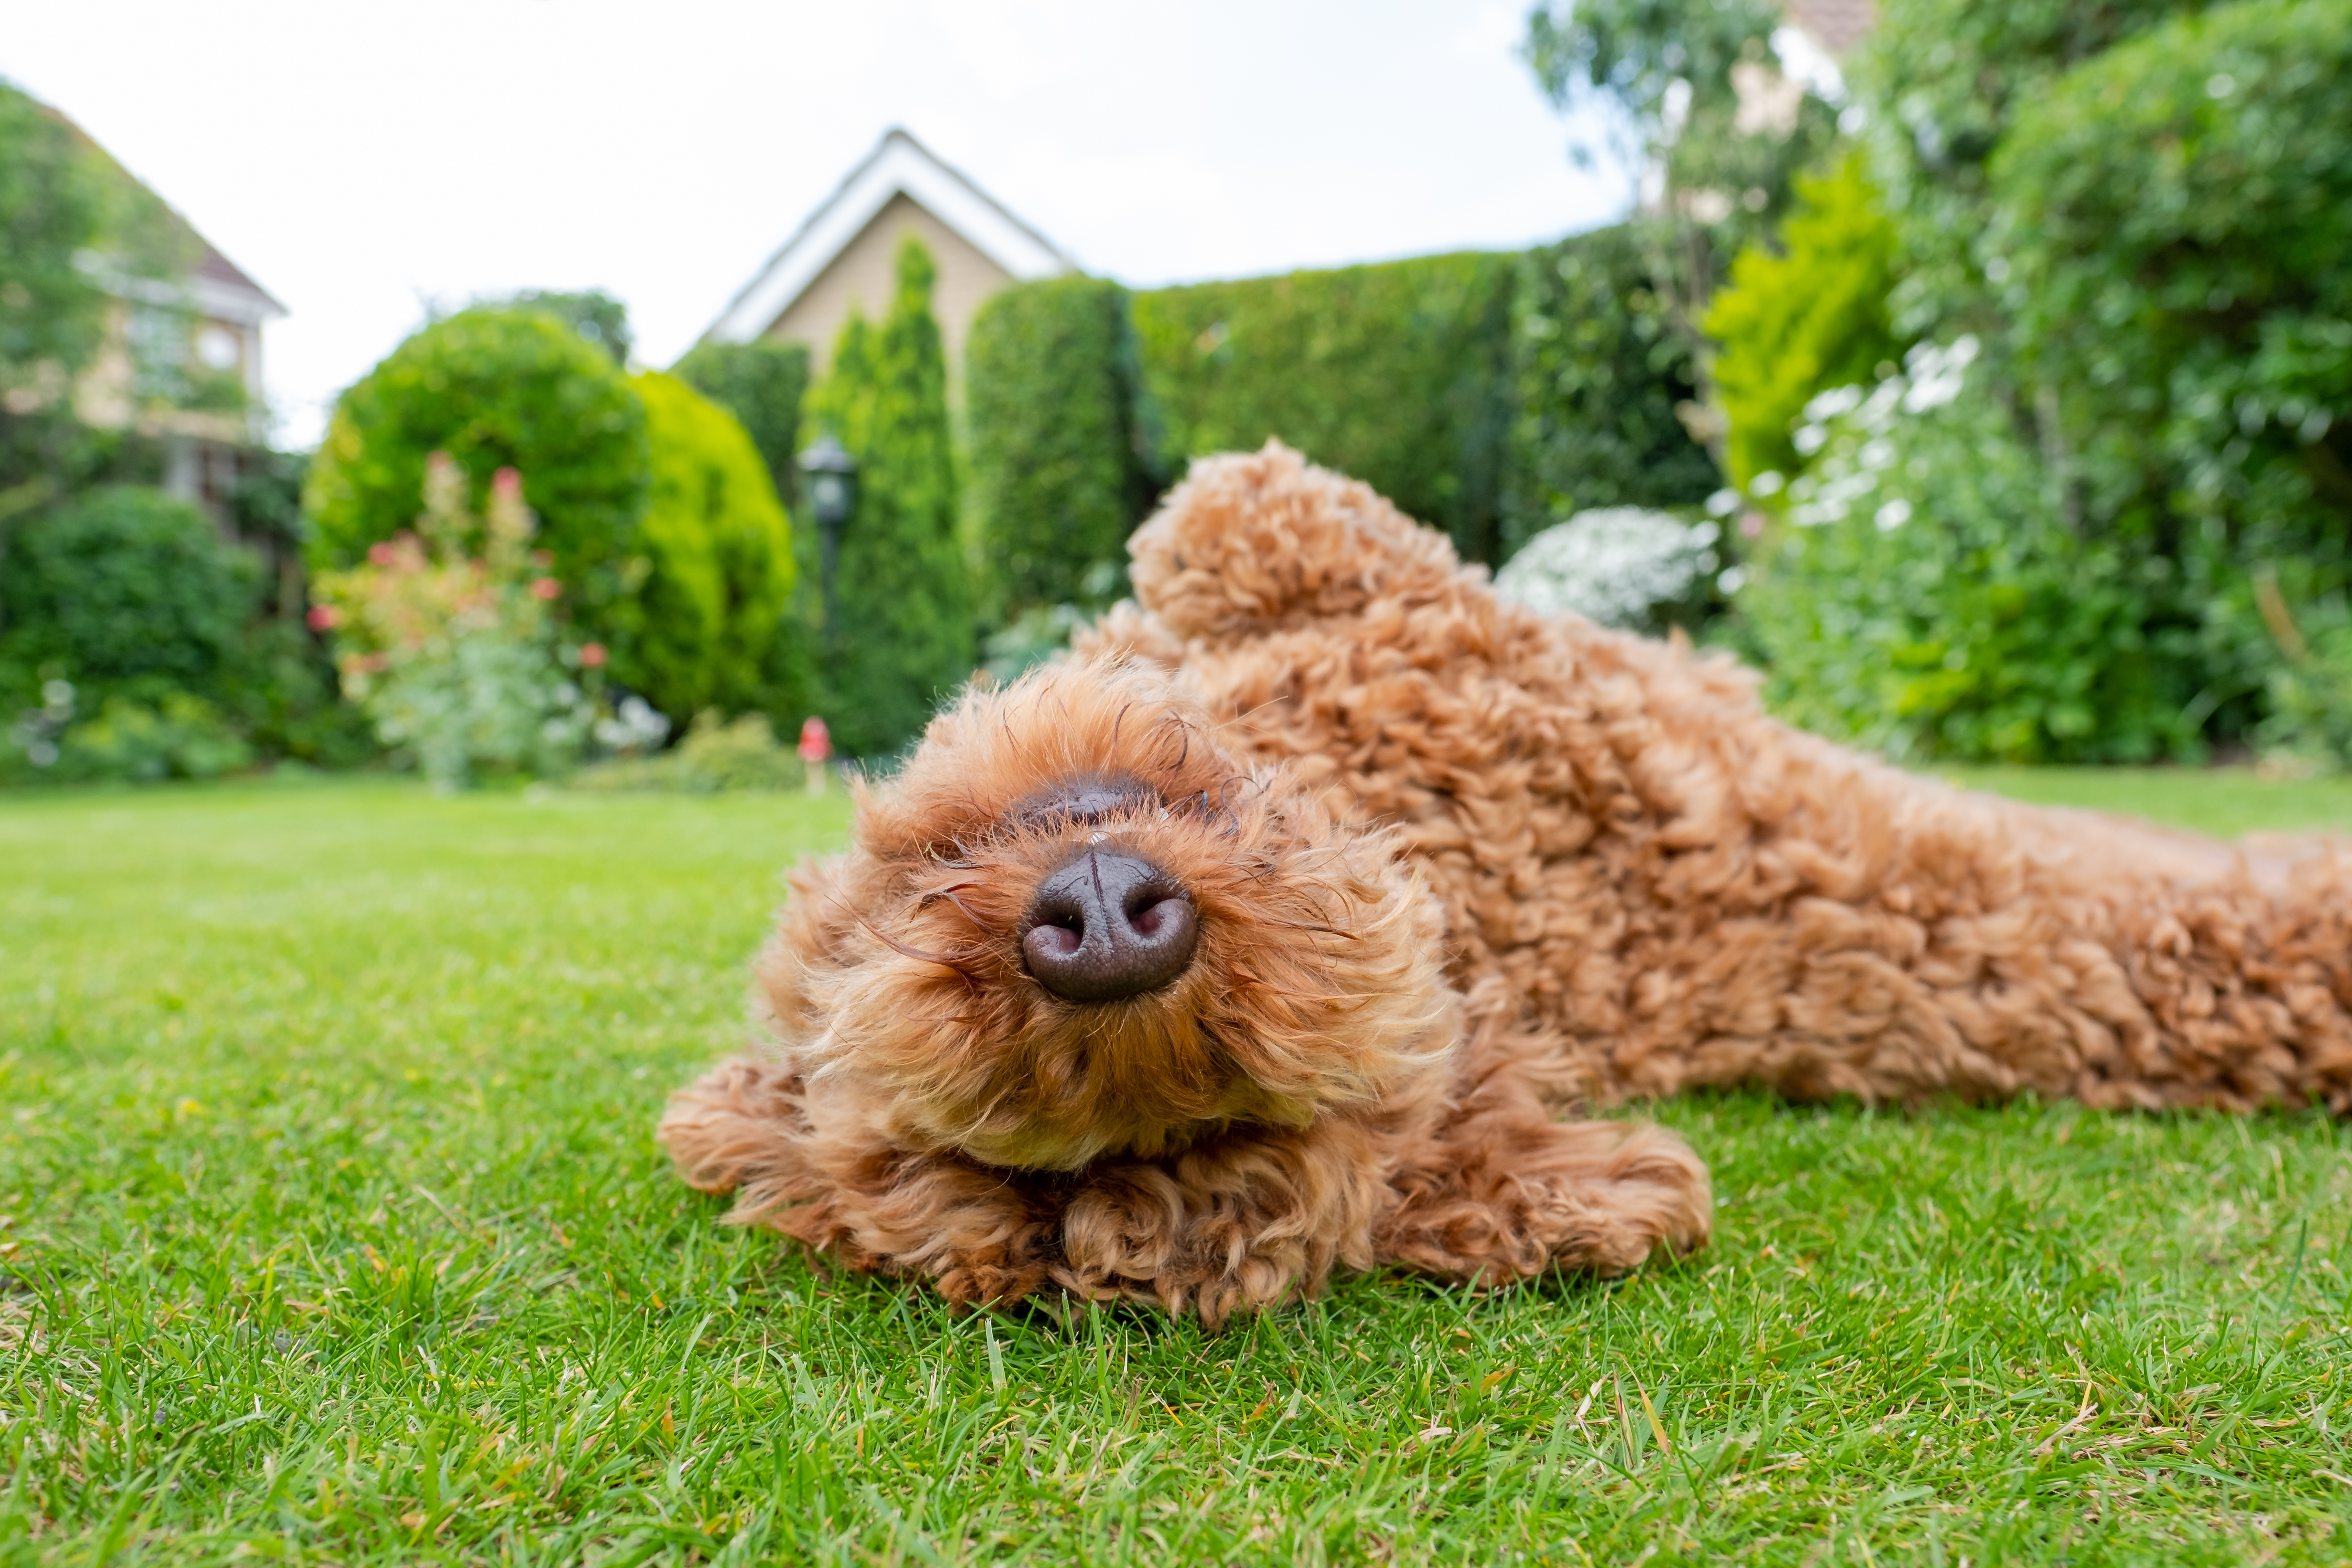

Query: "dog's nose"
left=1020, top=849, right=1198, bottom=1003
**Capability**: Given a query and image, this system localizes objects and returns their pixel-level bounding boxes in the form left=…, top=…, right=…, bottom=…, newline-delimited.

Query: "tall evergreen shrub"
left=672, top=340, right=811, bottom=500
left=1131, top=253, right=1516, bottom=564
left=629, top=372, right=800, bottom=724
left=965, top=275, right=1157, bottom=620
left=1506, top=227, right=1720, bottom=551
left=803, top=238, right=973, bottom=758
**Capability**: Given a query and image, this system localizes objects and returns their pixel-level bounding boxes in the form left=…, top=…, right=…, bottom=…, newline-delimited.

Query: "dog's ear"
left=1126, top=441, right=1460, bottom=640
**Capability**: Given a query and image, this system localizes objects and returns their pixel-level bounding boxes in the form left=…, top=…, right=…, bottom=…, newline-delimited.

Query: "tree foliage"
left=802, top=238, right=972, bottom=758
left=1704, top=153, right=1903, bottom=489
left=303, top=307, right=650, bottom=656
left=0, top=81, right=108, bottom=403
left=628, top=371, right=799, bottom=724
left=1522, top=0, right=1842, bottom=427
left=671, top=338, right=811, bottom=499
left=480, top=288, right=633, bottom=366
left=966, top=275, right=1158, bottom=619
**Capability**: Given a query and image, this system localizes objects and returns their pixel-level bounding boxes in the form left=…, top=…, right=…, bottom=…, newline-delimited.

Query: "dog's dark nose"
left=1020, top=849, right=1198, bottom=1003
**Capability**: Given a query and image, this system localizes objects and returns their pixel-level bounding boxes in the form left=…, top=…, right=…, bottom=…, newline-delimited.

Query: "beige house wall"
left=762, top=191, right=1015, bottom=382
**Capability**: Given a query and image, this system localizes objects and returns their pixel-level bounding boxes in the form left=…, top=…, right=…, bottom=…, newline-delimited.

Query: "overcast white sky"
left=3, top=1, right=1630, bottom=449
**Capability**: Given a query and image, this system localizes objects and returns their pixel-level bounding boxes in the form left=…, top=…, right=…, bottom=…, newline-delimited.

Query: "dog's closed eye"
left=1009, top=774, right=1162, bottom=833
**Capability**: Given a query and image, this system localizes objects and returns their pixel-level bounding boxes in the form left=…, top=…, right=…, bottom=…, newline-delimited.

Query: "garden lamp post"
left=797, top=432, right=857, bottom=632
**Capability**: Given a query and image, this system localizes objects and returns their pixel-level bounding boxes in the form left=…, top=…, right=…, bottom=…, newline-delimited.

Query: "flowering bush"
left=313, top=454, right=598, bottom=790
left=1738, top=339, right=2203, bottom=762
left=1492, top=507, right=1722, bottom=632
left=570, top=710, right=802, bottom=794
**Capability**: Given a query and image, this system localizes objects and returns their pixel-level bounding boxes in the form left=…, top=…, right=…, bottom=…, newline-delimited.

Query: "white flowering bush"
left=1493, top=507, right=1721, bottom=632
left=1737, top=338, right=2201, bottom=762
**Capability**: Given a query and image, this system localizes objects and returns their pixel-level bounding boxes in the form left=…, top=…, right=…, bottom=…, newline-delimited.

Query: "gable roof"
left=701, top=127, right=1071, bottom=346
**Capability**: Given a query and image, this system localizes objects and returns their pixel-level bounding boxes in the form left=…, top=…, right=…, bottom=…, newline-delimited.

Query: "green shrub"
left=1989, top=0, right=2352, bottom=749
left=0, top=485, right=257, bottom=695
left=1506, top=227, right=1720, bottom=553
left=671, top=340, right=810, bottom=498
left=51, top=693, right=253, bottom=783
left=629, top=371, right=799, bottom=724
left=1704, top=155, right=1904, bottom=491
left=966, top=275, right=1158, bottom=620
left=303, top=307, right=650, bottom=655
left=1739, top=341, right=2201, bottom=763
left=570, top=709, right=805, bottom=793
left=802, top=239, right=974, bottom=759
left=1133, top=253, right=1515, bottom=564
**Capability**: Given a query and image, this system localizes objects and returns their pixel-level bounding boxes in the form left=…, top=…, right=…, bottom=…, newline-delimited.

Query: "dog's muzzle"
left=1020, top=847, right=1198, bottom=1003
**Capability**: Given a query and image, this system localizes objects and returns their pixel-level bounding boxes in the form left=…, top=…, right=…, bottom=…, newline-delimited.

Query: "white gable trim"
left=703, top=128, right=1072, bottom=346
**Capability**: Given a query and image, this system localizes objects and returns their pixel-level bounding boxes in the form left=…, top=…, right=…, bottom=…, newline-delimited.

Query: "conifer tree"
left=803, top=238, right=973, bottom=758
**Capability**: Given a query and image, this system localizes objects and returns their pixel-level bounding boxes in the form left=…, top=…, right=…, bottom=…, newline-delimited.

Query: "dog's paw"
left=1379, top=1118, right=1714, bottom=1282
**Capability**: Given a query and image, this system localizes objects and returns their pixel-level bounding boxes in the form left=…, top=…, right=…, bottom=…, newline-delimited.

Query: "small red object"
left=306, top=604, right=338, bottom=630
left=579, top=642, right=607, bottom=668
left=367, top=542, right=397, bottom=567
left=531, top=577, right=561, bottom=601
left=797, top=716, right=832, bottom=763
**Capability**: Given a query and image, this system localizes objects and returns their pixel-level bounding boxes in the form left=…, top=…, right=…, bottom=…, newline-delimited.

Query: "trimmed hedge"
left=303, top=308, right=650, bottom=653
left=629, top=372, right=800, bottom=724
left=1506, top=226, right=1721, bottom=549
left=965, top=275, right=1157, bottom=619
left=671, top=339, right=811, bottom=499
left=1131, top=252, right=1516, bottom=565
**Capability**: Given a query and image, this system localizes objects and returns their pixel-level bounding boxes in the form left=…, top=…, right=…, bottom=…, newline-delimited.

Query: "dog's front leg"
left=1054, top=1120, right=1394, bottom=1327
left=1377, top=1108, right=1713, bottom=1283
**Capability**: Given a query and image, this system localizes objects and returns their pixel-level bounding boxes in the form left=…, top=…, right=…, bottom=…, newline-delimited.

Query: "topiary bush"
left=671, top=339, right=811, bottom=499
left=1704, top=154, right=1905, bottom=493
left=802, top=238, right=974, bottom=759
left=966, top=275, right=1158, bottom=622
left=629, top=370, right=799, bottom=725
left=303, top=307, right=650, bottom=657
left=1506, top=226, right=1721, bottom=555
left=1132, top=252, right=1516, bottom=564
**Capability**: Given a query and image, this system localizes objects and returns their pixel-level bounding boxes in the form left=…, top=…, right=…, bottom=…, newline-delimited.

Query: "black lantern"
left=797, top=431, right=857, bottom=630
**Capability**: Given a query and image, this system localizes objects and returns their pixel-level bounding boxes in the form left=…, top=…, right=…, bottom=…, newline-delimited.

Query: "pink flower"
left=531, top=577, right=561, bottom=601
left=367, top=542, right=397, bottom=567
left=494, top=467, right=522, bottom=498
left=306, top=604, right=339, bottom=630
left=797, top=715, right=832, bottom=762
left=579, top=642, right=607, bottom=668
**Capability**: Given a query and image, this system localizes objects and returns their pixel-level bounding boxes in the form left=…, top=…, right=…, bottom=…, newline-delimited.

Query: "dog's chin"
left=923, top=1071, right=1323, bottom=1174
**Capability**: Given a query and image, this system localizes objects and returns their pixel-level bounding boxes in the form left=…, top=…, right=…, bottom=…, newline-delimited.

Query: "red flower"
left=306, top=604, right=339, bottom=630
left=797, top=715, right=832, bottom=762
left=494, top=467, right=522, bottom=498
left=367, top=542, right=397, bottom=567
left=579, top=642, right=607, bottom=668
left=531, top=577, right=561, bottom=601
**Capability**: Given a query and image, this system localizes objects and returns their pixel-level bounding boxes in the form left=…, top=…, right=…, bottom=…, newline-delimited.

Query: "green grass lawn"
left=8, top=769, right=2352, bottom=1565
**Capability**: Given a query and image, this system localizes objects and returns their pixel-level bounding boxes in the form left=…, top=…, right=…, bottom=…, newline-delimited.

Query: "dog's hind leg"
left=1375, top=1098, right=1712, bottom=1283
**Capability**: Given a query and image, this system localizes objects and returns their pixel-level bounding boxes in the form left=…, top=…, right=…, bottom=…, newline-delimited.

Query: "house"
left=43, top=103, right=286, bottom=522
left=698, top=128, right=1070, bottom=381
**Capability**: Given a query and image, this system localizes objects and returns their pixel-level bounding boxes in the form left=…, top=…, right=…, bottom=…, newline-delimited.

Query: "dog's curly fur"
left=663, top=442, right=2352, bottom=1325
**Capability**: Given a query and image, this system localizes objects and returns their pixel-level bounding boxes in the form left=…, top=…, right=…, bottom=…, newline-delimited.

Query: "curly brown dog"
left=662, top=442, right=2352, bottom=1325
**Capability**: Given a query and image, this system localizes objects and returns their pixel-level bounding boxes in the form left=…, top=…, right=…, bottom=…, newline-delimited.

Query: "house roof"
left=701, top=127, right=1071, bottom=346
